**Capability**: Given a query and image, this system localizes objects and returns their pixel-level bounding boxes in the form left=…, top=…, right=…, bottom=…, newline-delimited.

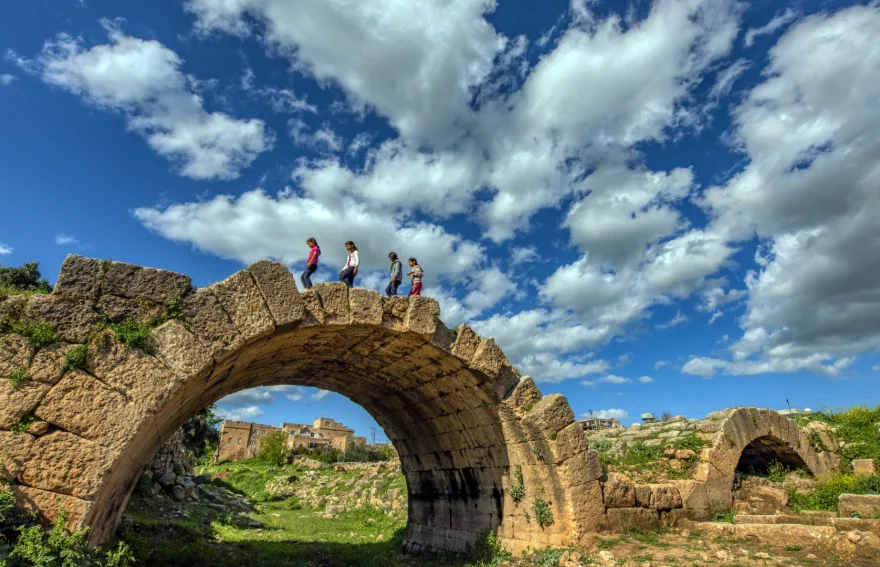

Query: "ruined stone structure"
left=0, top=256, right=845, bottom=553
left=216, top=417, right=367, bottom=462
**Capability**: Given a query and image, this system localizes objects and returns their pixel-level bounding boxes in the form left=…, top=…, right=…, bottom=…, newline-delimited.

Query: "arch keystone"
left=247, top=260, right=304, bottom=327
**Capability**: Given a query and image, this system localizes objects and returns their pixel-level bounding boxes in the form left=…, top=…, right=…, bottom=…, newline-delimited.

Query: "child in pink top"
left=301, top=238, right=320, bottom=290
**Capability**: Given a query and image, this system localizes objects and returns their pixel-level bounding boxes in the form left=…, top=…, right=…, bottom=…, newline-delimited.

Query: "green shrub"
left=616, top=442, right=663, bottom=466
left=766, top=460, right=791, bottom=483
left=712, top=510, right=735, bottom=523
left=795, top=405, right=880, bottom=466
left=465, top=531, right=510, bottom=565
left=12, top=321, right=59, bottom=348
left=111, top=319, right=154, bottom=354
left=258, top=431, right=290, bottom=467
left=7, top=368, right=29, bottom=389
left=510, top=466, right=525, bottom=504
left=285, top=496, right=303, bottom=511
left=532, top=498, right=554, bottom=528
left=0, top=262, right=52, bottom=294
left=8, top=511, right=134, bottom=567
left=63, top=344, right=89, bottom=372
left=789, top=473, right=880, bottom=511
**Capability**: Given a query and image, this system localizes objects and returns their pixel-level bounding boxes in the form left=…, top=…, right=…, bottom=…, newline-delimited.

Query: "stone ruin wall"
left=0, top=255, right=845, bottom=554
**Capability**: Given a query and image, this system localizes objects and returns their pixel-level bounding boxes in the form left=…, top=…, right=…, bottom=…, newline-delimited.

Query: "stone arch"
left=692, top=408, right=840, bottom=516
left=0, top=255, right=605, bottom=554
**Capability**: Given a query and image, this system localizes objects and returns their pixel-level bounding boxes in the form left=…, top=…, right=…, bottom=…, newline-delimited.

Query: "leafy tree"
left=0, top=262, right=52, bottom=293
left=181, top=405, right=221, bottom=459
left=660, top=411, right=673, bottom=422
left=258, top=431, right=290, bottom=467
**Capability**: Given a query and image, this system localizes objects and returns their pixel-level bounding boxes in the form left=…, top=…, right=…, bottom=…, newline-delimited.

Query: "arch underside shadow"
left=736, top=435, right=810, bottom=475
left=1, top=256, right=601, bottom=554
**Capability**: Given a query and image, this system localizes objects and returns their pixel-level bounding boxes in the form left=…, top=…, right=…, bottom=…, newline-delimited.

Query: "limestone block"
left=470, top=338, right=520, bottom=401
left=97, top=294, right=165, bottom=324
left=87, top=331, right=180, bottom=412
left=29, top=342, right=74, bottom=386
left=180, top=288, right=238, bottom=358
left=0, top=430, right=35, bottom=481
left=649, top=484, right=683, bottom=510
left=603, top=473, right=636, bottom=508
left=601, top=508, right=660, bottom=532
left=314, top=282, right=349, bottom=324
left=34, top=369, right=148, bottom=453
left=499, top=377, right=543, bottom=422
left=0, top=377, right=50, bottom=429
left=103, top=261, right=191, bottom=303
left=853, top=459, right=876, bottom=477
left=561, top=450, right=603, bottom=487
left=522, top=394, right=575, bottom=440
left=248, top=260, right=304, bottom=327
left=348, top=288, right=383, bottom=326
left=53, top=255, right=103, bottom=299
left=12, top=485, right=93, bottom=532
left=149, top=320, right=213, bottom=378
left=839, top=494, right=880, bottom=518
left=553, top=422, right=589, bottom=464
left=0, top=334, right=33, bottom=376
left=212, top=270, right=275, bottom=344
left=706, top=409, right=735, bottom=420
left=27, top=420, right=49, bottom=436
left=671, top=480, right=709, bottom=515
left=403, top=296, right=441, bottom=338
left=635, top=484, right=652, bottom=508
left=21, top=431, right=115, bottom=499
left=299, top=289, right=325, bottom=325
left=451, top=324, right=480, bottom=362
left=24, top=294, right=103, bottom=344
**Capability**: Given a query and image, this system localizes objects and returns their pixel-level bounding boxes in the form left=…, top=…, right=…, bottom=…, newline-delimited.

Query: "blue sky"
left=2, top=0, right=879, bottom=441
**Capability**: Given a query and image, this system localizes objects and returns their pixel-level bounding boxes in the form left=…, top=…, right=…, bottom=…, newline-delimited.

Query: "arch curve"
left=0, top=256, right=604, bottom=553
left=694, top=407, right=840, bottom=515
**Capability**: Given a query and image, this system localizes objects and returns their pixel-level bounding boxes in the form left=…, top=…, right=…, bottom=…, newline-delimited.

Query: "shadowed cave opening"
left=734, top=435, right=811, bottom=476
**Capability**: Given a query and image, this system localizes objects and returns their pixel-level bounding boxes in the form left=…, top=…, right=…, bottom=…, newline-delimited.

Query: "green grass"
left=64, top=343, right=89, bottom=371
left=111, top=319, right=155, bottom=354
left=7, top=367, right=29, bottom=389
left=712, top=510, right=736, bottom=524
left=788, top=473, right=880, bottom=511
left=794, top=405, right=880, bottom=466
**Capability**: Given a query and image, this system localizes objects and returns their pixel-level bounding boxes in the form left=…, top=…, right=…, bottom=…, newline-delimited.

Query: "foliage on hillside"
left=794, top=405, right=880, bottom=467
left=0, top=262, right=51, bottom=296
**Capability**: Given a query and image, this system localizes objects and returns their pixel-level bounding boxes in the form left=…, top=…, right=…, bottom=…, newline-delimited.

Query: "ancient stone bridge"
left=0, top=256, right=843, bottom=553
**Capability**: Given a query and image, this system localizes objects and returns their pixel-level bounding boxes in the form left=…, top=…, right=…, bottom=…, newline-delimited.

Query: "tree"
left=0, top=262, right=51, bottom=293
left=660, top=411, right=673, bottom=422
left=181, top=405, right=221, bottom=460
left=259, top=431, right=290, bottom=466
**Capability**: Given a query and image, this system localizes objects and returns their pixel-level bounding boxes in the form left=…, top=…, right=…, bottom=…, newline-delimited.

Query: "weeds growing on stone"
left=794, top=405, right=880, bottom=465
left=7, top=367, right=29, bottom=389
left=712, top=510, right=735, bottom=524
left=111, top=319, right=155, bottom=354
left=510, top=466, right=525, bottom=503
left=11, top=320, right=59, bottom=348
left=63, top=344, right=89, bottom=371
left=788, top=473, right=880, bottom=511
left=531, top=498, right=554, bottom=528
left=10, top=412, right=35, bottom=434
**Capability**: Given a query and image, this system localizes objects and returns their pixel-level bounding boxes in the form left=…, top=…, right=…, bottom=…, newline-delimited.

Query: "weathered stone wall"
left=0, top=255, right=601, bottom=554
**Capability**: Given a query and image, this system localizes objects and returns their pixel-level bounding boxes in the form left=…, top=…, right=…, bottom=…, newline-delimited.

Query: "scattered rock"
left=193, top=473, right=212, bottom=485
left=715, top=550, right=730, bottom=560
left=171, top=485, right=186, bottom=501
left=852, top=459, right=876, bottom=477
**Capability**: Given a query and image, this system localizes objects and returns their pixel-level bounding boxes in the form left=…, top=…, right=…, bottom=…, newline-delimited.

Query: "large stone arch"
left=0, top=255, right=604, bottom=554
left=691, top=408, right=840, bottom=516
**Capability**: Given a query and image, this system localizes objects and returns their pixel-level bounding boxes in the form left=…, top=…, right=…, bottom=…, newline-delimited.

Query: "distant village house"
left=217, top=417, right=367, bottom=462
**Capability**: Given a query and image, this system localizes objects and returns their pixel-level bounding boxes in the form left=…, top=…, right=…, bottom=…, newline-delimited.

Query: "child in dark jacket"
left=386, top=252, right=402, bottom=296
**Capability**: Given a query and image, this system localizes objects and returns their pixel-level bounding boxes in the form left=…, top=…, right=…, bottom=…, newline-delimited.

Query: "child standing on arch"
left=338, top=241, right=359, bottom=288
left=301, top=237, right=320, bottom=290
left=386, top=252, right=402, bottom=296
left=407, top=257, right=423, bottom=296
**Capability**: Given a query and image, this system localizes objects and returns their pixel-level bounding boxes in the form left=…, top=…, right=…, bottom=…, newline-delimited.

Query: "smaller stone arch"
left=691, top=408, right=841, bottom=517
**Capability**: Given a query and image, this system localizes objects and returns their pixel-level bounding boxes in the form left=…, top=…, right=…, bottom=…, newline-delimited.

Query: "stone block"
left=53, top=255, right=103, bottom=299
left=34, top=369, right=148, bottom=453
left=635, top=484, right=652, bottom=508
left=87, top=330, right=181, bottom=412
left=840, top=494, right=880, bottom=518
left=12, top=485, right=93, bottom=532
left=451, top=324, right=480, bottom=362
left=0, top=430, right=35, bottom=481
left=180, top=288, right=238, bottom=358
left=561, top=450, right=603, bottom=487
left=470, top=338, right=520, bottom=401
left=248, top=260, right=304, bottom=327
left=96, top=294, right=165, bottom=324
left=348, top=288, right=383, bottom=326
left=21, top=431, right=115, bottom=499
left=672, top=479, right=710, bottom=517
left=499, top=377, right=543, bottom=422
left=649, top=484, right=683, bottom=510
left=603, top=473, right=636, bottom=508
left=522, top=394, right=575, bottom=440
left=0, top=334, right=33, bottom=377
left=403, top=296, right=441, bottom=337
left=0, top=377, right=51, bottom=429
left=24, top=294, right=103, bottom=344
left=601, top=507, right=660, bottom=532
left=103, top=261, right=191, bottom=303
left=148, top=320, right=213, bottom=378
left=314, top=282, right=349, bottom=324
left=211, top=270, right=275, bottom=344
left=853, top=459, right=876, bottom=477
left=29, top=343, right=75, bottom=386
left=553, top=422, right=589, bottom=464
